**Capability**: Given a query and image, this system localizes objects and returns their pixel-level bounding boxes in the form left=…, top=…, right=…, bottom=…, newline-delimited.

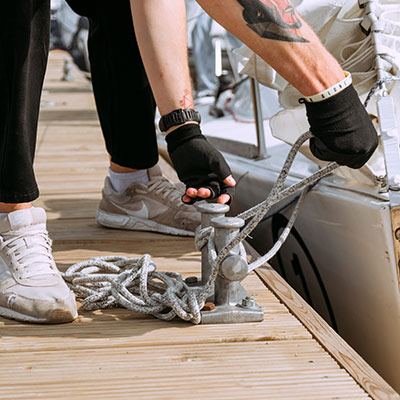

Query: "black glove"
left=166, top=124, right=235, bottom=202
left=304, top=85, right=378, bottom=169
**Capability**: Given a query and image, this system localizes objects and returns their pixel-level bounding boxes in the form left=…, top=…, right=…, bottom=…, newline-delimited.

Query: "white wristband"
left=300, top=71, right=352, bottom=103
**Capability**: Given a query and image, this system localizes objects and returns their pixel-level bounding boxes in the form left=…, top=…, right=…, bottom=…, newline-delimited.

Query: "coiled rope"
left=62, top=130, right=337, bottom=324
left=63, top=75, right=400, bottom=324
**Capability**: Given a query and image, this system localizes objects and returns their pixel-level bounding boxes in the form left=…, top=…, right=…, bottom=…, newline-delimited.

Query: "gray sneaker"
left=0, top=208, right=77, bottom=323
left=96, top=165, right=201, bottom=236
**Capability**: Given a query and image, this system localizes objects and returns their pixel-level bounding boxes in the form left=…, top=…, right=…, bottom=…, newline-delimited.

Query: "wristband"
left=299, top=71, right=352, bottom=103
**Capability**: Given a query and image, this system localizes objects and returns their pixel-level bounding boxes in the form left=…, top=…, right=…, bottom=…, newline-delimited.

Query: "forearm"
left=196, top=0, right=344, bottom=96
left=130, top=0, right=194, bottom=116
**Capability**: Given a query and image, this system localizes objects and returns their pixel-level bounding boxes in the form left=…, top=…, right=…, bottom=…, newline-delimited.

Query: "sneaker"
left=0, top=208, right=77, bottom=323
left=96, top=165, right=201, bottom=236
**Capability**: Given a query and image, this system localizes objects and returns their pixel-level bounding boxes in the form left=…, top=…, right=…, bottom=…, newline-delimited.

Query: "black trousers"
left=0, top=0, right=157, bottom=203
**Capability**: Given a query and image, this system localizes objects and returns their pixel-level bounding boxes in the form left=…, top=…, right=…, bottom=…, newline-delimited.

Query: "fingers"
left=186, top=187, right=198, bottom=198
left=185, top=187, right=212, bottom=199
left=217, top=194, right=231, bottom=204
left=197, top=188, right=212, bottom=198
left=223, top=175, right=236, bottom=187
left=182, top=187, right=197, bottom=204
left=182, top=175, right=236, bottom=204
left=181, top=194, right=191, bottom=203
left=183, top=190, right=230, bottom=204
left=182, top=187, right=212, bottom=204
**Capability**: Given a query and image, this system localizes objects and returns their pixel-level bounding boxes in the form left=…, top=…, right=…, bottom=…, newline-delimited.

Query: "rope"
left=64, top=76, right=400, bottom=324
left=363, top=75, right=400, bottom=107
left=63, top=254, right=204, bottom=324
left=63, top=131, right=336, bottom=323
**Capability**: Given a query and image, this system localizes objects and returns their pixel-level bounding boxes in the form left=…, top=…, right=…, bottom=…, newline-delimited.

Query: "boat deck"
left=0, top=51, right=398, bottom=400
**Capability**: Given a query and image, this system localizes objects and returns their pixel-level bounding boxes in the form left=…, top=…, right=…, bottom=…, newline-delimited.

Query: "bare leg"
left=0, top=202, right=32, bottom=213
left=196, top=0, right=344, bottom=95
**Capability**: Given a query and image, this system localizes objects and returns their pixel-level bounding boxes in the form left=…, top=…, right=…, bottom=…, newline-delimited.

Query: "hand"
left=304, top=85, right=378, bottom=169
left=166, top=124, right=236, bottom=204
left=183, top=175, right=236, bottom=204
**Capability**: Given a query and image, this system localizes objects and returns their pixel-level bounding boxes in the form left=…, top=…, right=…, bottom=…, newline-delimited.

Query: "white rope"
left=63, top=254, right=205, bottom=323
left=210, top=132, right=338, bottom=279
left=63, top=130, right=338, bottom=324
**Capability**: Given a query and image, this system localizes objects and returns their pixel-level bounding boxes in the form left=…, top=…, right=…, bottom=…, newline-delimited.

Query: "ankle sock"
left=108, top=168, right=150, bottom=193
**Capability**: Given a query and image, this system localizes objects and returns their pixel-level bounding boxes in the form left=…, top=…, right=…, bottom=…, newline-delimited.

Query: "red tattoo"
left=179, top=89, right=194, bottom=109
left=237, top=0, right=308, bottom=43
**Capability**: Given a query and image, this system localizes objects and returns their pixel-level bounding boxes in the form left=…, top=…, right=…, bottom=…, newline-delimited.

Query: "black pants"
left=0, top=0, right=157, bottom=203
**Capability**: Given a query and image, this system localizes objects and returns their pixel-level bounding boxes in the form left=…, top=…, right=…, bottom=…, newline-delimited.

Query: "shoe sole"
left=96, top=209, right=195, bottom=237
left=0, top=305, right=77, bottom=324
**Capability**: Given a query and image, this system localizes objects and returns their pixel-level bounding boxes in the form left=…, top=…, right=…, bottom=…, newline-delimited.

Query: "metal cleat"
left=195, top=202, right=230, bottom=291
left=200, top=215, right=264, bottom=324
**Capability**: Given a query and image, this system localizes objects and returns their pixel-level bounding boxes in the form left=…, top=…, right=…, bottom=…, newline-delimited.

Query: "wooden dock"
left=0, top=51, right=398, bottom=400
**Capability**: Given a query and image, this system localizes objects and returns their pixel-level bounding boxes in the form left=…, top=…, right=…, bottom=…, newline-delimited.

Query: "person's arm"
left=196, top=0, right=345, bottom=96
left=195, top=0, right=378, bottom=168
left=196, top=0, right=378, bottom=168
left=130, top=0, right=193, bottom=116
left=130, top=0, right=235, bottom=204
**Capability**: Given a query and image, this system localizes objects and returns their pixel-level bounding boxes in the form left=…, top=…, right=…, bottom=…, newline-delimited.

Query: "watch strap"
left=159, top=108, right=201, bottom=132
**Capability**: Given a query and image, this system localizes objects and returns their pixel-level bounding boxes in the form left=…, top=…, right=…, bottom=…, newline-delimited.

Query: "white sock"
left=108, top=168, right=150, bottom=193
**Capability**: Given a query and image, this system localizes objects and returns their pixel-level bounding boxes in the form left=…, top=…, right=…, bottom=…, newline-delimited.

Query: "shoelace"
left=0, top=228, right=56, bottom=279
left=146, top=177, right=184, bottom=204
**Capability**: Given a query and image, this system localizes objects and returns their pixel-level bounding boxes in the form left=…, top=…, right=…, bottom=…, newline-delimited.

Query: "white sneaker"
left=96, top=165, right=201, bottom=236
left=0, top=208, right=77, bottom=323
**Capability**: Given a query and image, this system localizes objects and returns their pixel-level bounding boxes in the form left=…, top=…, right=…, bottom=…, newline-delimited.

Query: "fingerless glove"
left=166, top=124, right=234, bottom=201
left=304, top=85, right=378, bottom=169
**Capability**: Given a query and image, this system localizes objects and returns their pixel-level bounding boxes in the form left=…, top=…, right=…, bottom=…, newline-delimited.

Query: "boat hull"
left=226, top=147, right=400, bottom=391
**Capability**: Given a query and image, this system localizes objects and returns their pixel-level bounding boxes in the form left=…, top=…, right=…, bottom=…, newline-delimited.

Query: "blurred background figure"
left=50, top=0, right=90, bottom=74
left=184, top=0, right=280, bottom=120
left=186, top=1, right=217, bottom=102
left=185, top=0, right=243, bottom=104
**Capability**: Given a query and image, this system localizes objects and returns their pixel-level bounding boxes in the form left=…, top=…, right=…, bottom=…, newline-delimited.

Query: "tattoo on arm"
left=179, top=88, right=194, bottom=109
left=237, top=0, right=309, bottom=43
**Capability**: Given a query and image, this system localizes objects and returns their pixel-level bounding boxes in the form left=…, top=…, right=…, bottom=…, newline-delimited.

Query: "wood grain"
left=0, top=50, right=390, bottom=400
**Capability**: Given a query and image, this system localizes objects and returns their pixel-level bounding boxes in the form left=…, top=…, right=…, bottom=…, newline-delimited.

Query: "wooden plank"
left=33, top=193, right=101, bottom=220
left=0, top=314, right=310, bottom=351
left=246, top=245, right=399, bottom=400
left=0, top=341, right=369, bottom=400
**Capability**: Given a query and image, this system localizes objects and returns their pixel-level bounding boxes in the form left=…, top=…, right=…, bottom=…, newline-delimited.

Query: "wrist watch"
left=159, top=108, right=201, bottom=132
